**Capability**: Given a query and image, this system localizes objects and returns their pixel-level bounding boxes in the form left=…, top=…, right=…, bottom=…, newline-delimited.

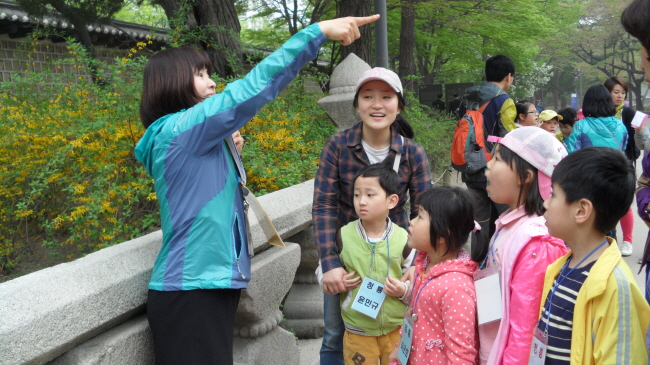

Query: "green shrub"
left=0, top=38, right=155, bottom=275
left=0, top=37, right=335, bottom=277
left=402, top=92, right=455, bottom=181
left=0, top=36, right=453, bottom=278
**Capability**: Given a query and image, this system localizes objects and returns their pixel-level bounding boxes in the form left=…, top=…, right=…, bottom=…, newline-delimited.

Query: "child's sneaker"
left=620, top=241, right=633, bottom=256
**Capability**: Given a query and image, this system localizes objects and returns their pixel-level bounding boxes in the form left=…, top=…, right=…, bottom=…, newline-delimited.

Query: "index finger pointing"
left=353, top=14, right=380, bottom=27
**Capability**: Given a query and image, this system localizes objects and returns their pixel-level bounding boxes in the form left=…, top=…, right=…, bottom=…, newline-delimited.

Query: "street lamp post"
left=374, top=0, right=388, bottom=68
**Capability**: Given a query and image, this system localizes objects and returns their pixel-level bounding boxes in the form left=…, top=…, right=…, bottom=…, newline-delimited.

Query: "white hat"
left=355, top=67, right=403, bottom=95
left=499, top=127, right=568, bottom=200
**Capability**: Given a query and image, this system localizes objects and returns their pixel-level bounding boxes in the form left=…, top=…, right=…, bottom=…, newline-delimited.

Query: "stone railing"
left=0, top=180, right=323, bottom=365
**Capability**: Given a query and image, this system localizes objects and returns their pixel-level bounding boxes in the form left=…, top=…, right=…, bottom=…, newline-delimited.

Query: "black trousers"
left=466, top=181, right=509, bottom=250
left=147, top=288, right=242, bottom=365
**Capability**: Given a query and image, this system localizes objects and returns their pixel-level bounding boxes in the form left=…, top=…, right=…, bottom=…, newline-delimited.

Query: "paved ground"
left=297, top=163, right=649, bottom=365
left=621, top=159, right=647, bottom=292
left=297, top=338, right=321, bottom=365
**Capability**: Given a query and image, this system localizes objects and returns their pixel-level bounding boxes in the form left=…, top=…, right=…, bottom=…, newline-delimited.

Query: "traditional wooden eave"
left=0, top=0, right=169, bottom=50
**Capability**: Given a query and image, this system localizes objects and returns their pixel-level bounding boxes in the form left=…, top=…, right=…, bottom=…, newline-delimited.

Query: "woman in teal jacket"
left=564, top=85, right=628, bottom=153
left=135, top=16, right=379, bottom=365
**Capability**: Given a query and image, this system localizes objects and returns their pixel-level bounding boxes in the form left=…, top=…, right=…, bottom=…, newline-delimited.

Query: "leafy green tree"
left=154, top=0, right=244, bottom=78
left=572, top=0, right=646, bottom=110
left=385, top=0, right=569, bottom=94
left=239, top=0, right=335, bottom=71
left=509, top=62, right=554, bottom=101
left=114, top=0, right=168, bottom=28
left=245, top=0, right=333, bottom=35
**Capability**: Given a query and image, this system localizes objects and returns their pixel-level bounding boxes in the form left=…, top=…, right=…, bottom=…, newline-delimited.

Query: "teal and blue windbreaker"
left=564, top=116, right=628, bottom=153
left=135, top=24, right=327, bottom=291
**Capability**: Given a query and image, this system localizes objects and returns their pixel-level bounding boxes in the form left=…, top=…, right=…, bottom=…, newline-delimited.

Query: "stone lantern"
left=317, top=53, right=371, bottom=131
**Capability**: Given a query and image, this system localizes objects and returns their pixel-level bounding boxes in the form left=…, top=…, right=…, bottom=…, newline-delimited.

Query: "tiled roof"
left=0, top=0, right=169, bottom=48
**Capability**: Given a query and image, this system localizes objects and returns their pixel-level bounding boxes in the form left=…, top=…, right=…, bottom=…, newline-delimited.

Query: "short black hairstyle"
left=140, top=46, right=213, bottom=128
left=417, top=187, right=488, bottom=262
left=621, top=0, right=650, bottom=50
left=552, top=147, right=635, bottom=234
left=485, top=55, right=515, bottom=83
left=497, top=144, right=545, bottom=216
left=515, top=100, right=535, bottom=122
left=582, top=85, right=616, bottom=118
left=604, top=76, right=629, bottom=95
left=557, top=107, right=578, bottom=127
left=353, top=163, right=400, bottom=196
left=437, top=93, right=443, bottom=99
left=453, top=92, right=459, bottom=98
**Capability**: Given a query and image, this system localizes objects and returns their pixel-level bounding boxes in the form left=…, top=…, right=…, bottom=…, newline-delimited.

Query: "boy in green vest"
left=335, top=163, right=414, bottom=365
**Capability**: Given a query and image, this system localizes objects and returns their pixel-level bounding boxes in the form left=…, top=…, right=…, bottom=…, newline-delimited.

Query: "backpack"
left=450, top=102, right=492, bottom=173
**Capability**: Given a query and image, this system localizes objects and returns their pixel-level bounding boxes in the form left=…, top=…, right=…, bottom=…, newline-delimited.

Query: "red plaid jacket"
left=312, top=122, right=432, bottom=272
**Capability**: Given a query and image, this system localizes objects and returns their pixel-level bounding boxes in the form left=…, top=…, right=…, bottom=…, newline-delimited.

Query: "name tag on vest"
left=352, top=277, right=387, bottom=319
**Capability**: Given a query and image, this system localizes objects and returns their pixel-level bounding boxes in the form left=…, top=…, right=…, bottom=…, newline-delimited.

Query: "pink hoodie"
left=479, top=206, right=568, bottom=365
left=407, top=249, right=479, bottom=365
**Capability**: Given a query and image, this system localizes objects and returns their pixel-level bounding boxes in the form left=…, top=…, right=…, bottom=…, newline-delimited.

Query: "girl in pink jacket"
left=389, top=187, right=486, bottom=364
left=478, top=127, right=569, bottom=364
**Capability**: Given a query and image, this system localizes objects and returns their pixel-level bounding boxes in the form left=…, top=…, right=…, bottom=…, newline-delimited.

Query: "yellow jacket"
left=539, top=239, right=650, bottom=365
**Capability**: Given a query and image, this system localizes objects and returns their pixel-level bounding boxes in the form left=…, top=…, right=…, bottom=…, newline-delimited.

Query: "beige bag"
left=242, top=186, right=285, bottom=258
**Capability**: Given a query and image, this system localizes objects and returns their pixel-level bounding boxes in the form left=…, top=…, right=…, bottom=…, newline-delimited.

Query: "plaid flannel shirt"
left=312, top=122, right=432, bottom=272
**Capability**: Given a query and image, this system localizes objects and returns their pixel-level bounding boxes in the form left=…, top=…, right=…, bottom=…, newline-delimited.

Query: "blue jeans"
left=321, top=292, right=345, bottom=365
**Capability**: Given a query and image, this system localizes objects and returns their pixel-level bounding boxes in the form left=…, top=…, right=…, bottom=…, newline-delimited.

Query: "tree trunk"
left=398, top=0, right=417, bottom=93
left=156, top=0, right=243, bottom=78
left=336, top=0, right=372, bottom=65
left=309, top=0, right=334, bottom=25
left=46, top=0, right=103, bottom=83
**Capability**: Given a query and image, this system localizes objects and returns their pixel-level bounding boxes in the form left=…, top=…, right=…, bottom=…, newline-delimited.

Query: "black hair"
left=604, top=76, right=629, bottom=96
left=437, top=93, right=443, bottom=99
left=416, top=187, right=488, bottom=263
left=352, top=163, right=400, bottom=196
left=552, top=147, right=635, bottom=234
left=352, top=91, right=414, bottom=139
left=557, top=107, right=578, bottom=127
left=453, top=92, right=459, bottom=98
left=582, top=85, right=616, bottom=118
left=485, top=55, right=515, bottom=83
left=140, top=46, right=213, bottom=128
left=621, top=0, right=650, bottom=51
left=393, top=114, right=415, bottom=139
left=515, top=100, right=535, bottom=122
left=497, top=145, right=545, bottom=216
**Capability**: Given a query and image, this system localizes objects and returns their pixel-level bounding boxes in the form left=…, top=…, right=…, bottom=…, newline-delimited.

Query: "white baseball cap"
left=498, top=127, right=568, bottom=200
left=355, top=67, right=403, bottom=95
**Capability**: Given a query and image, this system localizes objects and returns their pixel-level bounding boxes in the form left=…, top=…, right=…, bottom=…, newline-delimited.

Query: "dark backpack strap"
left=402, top=245, right=413, bottom=260
left=478, top=100, right=491, bottom=143
left=335, top=227, right=343, bottom=255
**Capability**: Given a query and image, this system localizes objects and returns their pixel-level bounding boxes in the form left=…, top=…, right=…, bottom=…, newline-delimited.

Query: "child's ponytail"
left=392, top=114, right=415, bottom=139
left=471, top=229, right=489, bottom=263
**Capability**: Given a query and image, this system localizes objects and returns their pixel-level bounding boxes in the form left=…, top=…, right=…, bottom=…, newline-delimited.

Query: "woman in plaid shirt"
left=313, top=67, right=433, bottom=364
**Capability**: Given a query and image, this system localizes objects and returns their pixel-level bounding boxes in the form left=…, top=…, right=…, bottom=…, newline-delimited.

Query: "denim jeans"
left=320, top=292, right=345, bottom=365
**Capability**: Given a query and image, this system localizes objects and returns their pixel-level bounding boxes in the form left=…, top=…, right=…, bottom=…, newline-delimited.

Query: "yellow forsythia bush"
left=0, top=37, right=335, bottom=276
